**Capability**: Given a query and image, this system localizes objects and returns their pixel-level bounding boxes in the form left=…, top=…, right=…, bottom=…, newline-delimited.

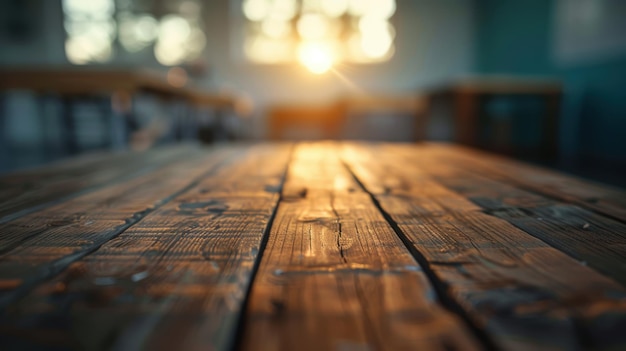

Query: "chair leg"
left=60, top=97, right=79, bottom=155
left=542, top=93, right=561, bottom=161
left=0, top=94, right=9, bottom=172
left=454, top=91, right=481, bottom=147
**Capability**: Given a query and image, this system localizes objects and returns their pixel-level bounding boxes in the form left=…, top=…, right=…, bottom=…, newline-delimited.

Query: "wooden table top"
left=0, top=142, right=625, bottom=351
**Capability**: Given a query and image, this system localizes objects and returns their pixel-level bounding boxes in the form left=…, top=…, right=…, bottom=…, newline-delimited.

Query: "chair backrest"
left=267, top=95, right=429, bottom=141
left=336, top=95, right=429, bottom=141
left=268, top=104, right=344, bottom=140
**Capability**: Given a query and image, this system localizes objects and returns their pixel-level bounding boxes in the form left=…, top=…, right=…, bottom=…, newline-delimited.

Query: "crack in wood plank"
left=239, top=142, right=482, bottom=351
left=342, top=142, right=626, bottom=351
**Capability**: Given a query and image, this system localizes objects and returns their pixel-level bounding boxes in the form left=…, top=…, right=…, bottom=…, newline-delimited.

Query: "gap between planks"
left=0, top=143, right=293, bottom=351
left=388, top=143, right=626, bottom=287
left=425, top=143, right=626, bottom=224
left=341, top=142, right=626, bottom=351
left=338, top=152, right=499, bottom=351
left=238, top=142, right=483, bottom=351
left=0, top=144, right=201, bottom=224
left=0, top=146, right=242, bottom=310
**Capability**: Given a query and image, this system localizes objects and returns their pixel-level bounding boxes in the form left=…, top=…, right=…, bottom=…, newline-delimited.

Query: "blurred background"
left=1, top=0, right=625, bottom=186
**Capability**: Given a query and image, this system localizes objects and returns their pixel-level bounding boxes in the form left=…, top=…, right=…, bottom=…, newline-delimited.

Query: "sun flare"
left=298, top=42, right=334, bottom=75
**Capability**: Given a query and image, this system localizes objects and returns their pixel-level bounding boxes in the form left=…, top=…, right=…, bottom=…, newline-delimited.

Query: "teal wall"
left=475, top=0, right=626, bottom=164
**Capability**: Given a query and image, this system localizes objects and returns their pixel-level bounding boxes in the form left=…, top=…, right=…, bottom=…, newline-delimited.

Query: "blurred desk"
left=425, top=76, right=562, bottom=159
left=0, top=68, right=234, bottom=155
left=0, top=68, right=209, bottom=98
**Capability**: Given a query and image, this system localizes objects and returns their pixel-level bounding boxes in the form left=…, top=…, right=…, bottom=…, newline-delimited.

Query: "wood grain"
left=342, top=143, right=626, bottom=351
left=0, top=144, right=291, bottom=351
left=426, top=143, right=626, bottom=222
left=240, top=143, right=481, bottom=351
left=1, top=142, right=624, bottom=351
left=0, top=146, right=238, bottom=309
left=387, top=144, right=626, bottom=287
left=0, top=144, right=198, bottom=223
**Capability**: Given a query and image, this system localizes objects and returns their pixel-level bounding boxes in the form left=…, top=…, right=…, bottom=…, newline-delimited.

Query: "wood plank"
left=0, top=147, right=219, bottom=256
left=0, top=144, right=198, bottom=224
left=240, top=143, right=482, bottom=351
left=0, top=145, right=238, bottom=309
left=426, top=143, right=626, bottom=222
left=342, top=143, right=626, bottom=351
left=387, top=144, right=626, bottom=287
left=0, top=144, right=291, bottom=351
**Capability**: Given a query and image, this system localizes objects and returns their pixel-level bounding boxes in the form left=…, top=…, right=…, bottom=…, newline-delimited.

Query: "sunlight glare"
left=63, top=0, right=114, bottom=18
left=320, top=0, right=349, bottom=18
left=155, top=41, right=186, bottom=65
left=359, top=16, right=393, bottom=59
left=246, top=36, right=293, bottom=63
left=119, top=14, right=158, bottom=52
left=155, top=15, right=193, bottom=65
left=159, top=15, right=191, bottom=42
left=298, top=42, right=334, bottom=74
left=243, top=0, right=270, bottom=21
left=241, top=0, right=397, bottom=64
left=361, top=31, right=393, bottom=59
left=271, top=0, right=298, bottom=21
left=65, top=22, right=114, bottom=64
left=348, top=0, right=371, bottom=16
left=182, top=29, right=207, bottom=59
left=262, top=19, right=292, bottom=38
left=63, top=0, right=115, bottom=64
left=65, top=29, right=113, bottom=64
left=133, top=15, right=158, bottom=42
left=297, top=14, right=330, bottom=40
left=370, top=0, right=396, bottom=19
left=348, top=0, right=395, bottom=18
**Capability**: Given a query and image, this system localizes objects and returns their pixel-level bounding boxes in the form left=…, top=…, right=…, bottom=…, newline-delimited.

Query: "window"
left=63, top=0, right=206, bottom=66
left=63, top=0, right=116, bottom=64
left=240, top=0, right=397, bottom=74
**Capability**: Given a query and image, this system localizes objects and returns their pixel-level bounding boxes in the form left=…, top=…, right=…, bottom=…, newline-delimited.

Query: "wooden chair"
left=335, top=95, right=429, bottom=141
left=423, top=75, right=562, bottom=160
left=268, top=104, right=344, bottom=140
left=267, top=95, right=428, bottom=141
